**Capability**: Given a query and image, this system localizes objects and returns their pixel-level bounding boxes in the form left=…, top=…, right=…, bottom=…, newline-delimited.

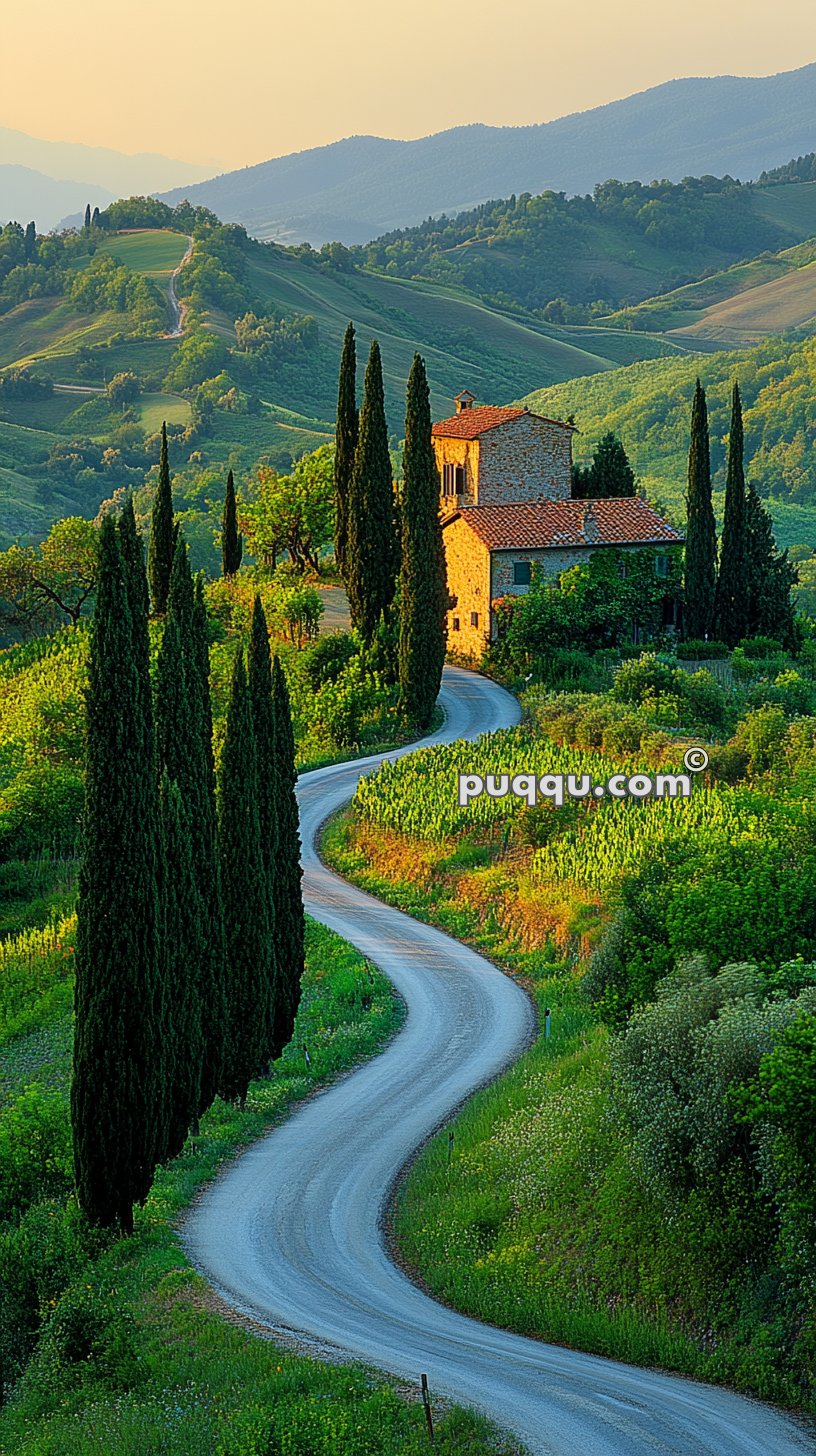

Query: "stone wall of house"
left=477, top=414, right=573, bottom=504
left=442, top=515, right=491, bottom=662
left=433, top=436, right=479, bottom=512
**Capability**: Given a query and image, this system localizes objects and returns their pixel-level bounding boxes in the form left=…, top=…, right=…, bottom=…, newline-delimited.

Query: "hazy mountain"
left=0, top=127, right=211, bottom=199
left=0, top=165, right=112, bottom=231
left=160, top=63, right=816, bottom=245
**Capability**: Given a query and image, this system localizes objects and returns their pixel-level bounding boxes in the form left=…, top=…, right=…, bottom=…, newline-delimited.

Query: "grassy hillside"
left=0, top=221, right=680, bottom=547
left=355, top=176, right=816, bottom=321
left=521, top=332, right=816, bottom=546
left=603, top=237, right=816, bottom=338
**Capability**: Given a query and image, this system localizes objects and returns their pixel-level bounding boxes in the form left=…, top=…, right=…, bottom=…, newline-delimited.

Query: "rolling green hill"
left=0, top=220, right=681, bottom=547
left=520, top=330, right=816, bottom=548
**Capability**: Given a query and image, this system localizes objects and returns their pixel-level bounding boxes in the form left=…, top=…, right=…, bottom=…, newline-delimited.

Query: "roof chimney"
left=582, top=500, right=602, bottom=544
left=454, top=389, right=476, bottom=414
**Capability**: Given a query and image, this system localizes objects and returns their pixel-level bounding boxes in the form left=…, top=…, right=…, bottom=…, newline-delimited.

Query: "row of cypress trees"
left=334, top=325, right=448, bottom=728
left=684, top=380, right=796, bottom=646
left=73, top=435, right=304, bottom=1233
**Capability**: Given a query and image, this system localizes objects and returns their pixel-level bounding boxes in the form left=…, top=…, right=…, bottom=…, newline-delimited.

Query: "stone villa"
left=433, top=391, right=683, bottom=661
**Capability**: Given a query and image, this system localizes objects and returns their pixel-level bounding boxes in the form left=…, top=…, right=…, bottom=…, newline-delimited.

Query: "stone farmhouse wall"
left=433, top=436, right=479, bottom=509
left=477, top=414, right=572, bottom=504
left=442, top=515, right=491, bottom=661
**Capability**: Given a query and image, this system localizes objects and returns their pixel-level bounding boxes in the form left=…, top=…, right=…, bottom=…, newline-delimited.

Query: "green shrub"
left=0, top=1084, right=73, bottom=1219
left=676, top=638, right=730, bottom=659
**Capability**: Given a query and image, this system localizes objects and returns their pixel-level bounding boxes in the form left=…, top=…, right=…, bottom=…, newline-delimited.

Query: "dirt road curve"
left=183, top=666, right=814, bottom=1456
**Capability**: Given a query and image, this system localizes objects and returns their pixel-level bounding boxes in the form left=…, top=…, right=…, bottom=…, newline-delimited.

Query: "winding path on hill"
left=164, top=235, right=194, bottom=338
left=183, top=666, right=814, bottom=1456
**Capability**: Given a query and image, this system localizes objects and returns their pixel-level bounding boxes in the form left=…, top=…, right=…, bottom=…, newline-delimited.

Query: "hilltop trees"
left=148, top=423, right=174, bottom=614
left=221, top=468, right=243, bottom=577
left=72, top=517, right=163, bottom=1233
left=684, top=380, right=718, bottom=640
left=334, top=322, right=358, bottom=577
left=346, top=340, right=398, bottom=641
left=399, top=354, right=448, bottom=727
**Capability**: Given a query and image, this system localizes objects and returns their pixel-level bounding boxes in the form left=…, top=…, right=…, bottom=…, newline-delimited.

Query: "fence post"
left=421, top=1373, right=435, bottom=1442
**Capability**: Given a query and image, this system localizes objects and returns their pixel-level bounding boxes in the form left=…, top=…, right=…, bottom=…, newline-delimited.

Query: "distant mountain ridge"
left=0, top=165, right=113, bottom=232
left=159, top=63, right=816, bottom=246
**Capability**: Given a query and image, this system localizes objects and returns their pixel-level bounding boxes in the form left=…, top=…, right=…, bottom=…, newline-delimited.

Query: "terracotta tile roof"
left=432, top=405, right=575, bottom=440
left=445, top=498, right=683, bottom=551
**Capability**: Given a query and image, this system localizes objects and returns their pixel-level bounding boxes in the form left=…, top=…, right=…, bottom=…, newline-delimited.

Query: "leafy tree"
left=221, top=468, right=243, bottom=577
left=217, top=651, right=269, bottom=1105
left=148, top=423, right=174, bottom=614
left=0, top=517, right=98, bottom=632
left=72, top=517, right=163, bottom=1233
left=334, top=322, right=358, bottom=576
left=716, top=383, right=751, bottom=647
left=346, top=340, right=398, bottom=640
left=241, top=447, right=334, bottom=574
left=271, top=655, right=305, bottom=1054
left=572, top=432, right=635, bottom=499
left=106, top=371, right=141, bottom=408
left=684, top=379, right=718, bottom=640
left=247, top=596, right=279, bottom=1065
left=398, top=354, right=448, bottom=726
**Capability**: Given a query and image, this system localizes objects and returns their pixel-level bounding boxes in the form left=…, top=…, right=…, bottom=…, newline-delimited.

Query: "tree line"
left=684, top=380, right=796, bottom=646
left=72, top=424, right=305, bottom=1233
left=333, top=326, right=448, bottom=730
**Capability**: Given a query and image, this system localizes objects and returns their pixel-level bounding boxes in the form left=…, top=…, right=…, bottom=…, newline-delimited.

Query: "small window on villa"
left=452, top=616, right=460, bottom=632
left=442, top=463, right=456, bottom=497
left=618, top=559, right=628, bottom=580
left=655, top=555, right=669, bottom=578
left=454, top=464, right=466, bottom=494
left=513, top=560, right=532, bottom=586
left=471, top=611, right=479, bottom=628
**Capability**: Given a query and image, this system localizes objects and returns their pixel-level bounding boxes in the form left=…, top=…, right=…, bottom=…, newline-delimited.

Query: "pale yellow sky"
left=5, top=0, right=815, bottom=169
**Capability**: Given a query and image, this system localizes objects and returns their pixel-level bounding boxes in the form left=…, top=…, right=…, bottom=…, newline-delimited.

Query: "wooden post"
left=421, top=1373, right=435, bottom=1443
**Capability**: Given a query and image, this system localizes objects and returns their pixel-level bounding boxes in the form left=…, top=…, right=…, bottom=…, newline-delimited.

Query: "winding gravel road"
left=184, top=666, right=815, bottom=1456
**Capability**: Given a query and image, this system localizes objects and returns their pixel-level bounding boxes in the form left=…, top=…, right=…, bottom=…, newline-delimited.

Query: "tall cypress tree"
left=83, top=203, right=91, bottom=232
left=399, top=354, right=448, bottom=727
left=346, top=340, right=398, bottom=641
left=745, top=482, right=798, bottom=647
left=716, top=383, right=751, bottom=647
left=148, top=423, right=174, bottom=615
left=247, top=596, right=278, bottom=1066
left=221, top=469, right=243, bottom=578
left=684, top=380, right=718, bottom=640
left=218, top=651, right=269, bottom=1105
left=271, top=655, right=305, bottom=1054
left=158, top=773, right=204, bottom=1161
left=72, top=518, right=163, bottom=1233
left=159, top=543, right=226, bottom=1116
left=334, top=322, right=358, bottom=578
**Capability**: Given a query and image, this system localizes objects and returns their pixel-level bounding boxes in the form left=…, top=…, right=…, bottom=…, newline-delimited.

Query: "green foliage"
left=240, top=446, right=334, bottom=575
left=0, top=516, right=98, bottom=633
left=684, top=379, right=718, bottom=639
left=572, top=431, right=635, bottom=499
left=270, top=656, right=305, bottom=1054
left=148, top=423, right=174, bottom=614
left=221, top=469, right=243, bottom=578
left=398, top=354, right=448, bottom=726
left=247, top=597, right=280, bottom=1063
left=346, top=341, right=398, bottom=642
left=72, top=516, right=163, bottom=1232
left=334, top=322, right=357, bottom=577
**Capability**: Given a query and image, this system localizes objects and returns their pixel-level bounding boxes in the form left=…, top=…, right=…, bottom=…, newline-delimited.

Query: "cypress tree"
left=745, top=482, right=798, bottom=647
left=684, top=380, right=718, bottom=640
left=24, top=221, right=36, bottom=261
left=148, top=423, right=174, bottom=615
left=271, top=655, right=305, bottom=1054
left=84, top=203, right=91, bottom=231
left=716, top=383, right=751, bottom=647
left=157, top=541, right=226, bottom=1116
left=218, top=651, right=269, bottom=1105
left=346, top=340, right=398, bottom=641
left=399, top=354, right=448, bottom=727
left=221, top=469, right=243, bottom=578
left=247, top=596, right=278, bottom=1066
left=334, top=322, right=358, bottom=578
left=72, top=517, right=163, bottom=1233
left=158, top=772, right=204, bottom=1161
